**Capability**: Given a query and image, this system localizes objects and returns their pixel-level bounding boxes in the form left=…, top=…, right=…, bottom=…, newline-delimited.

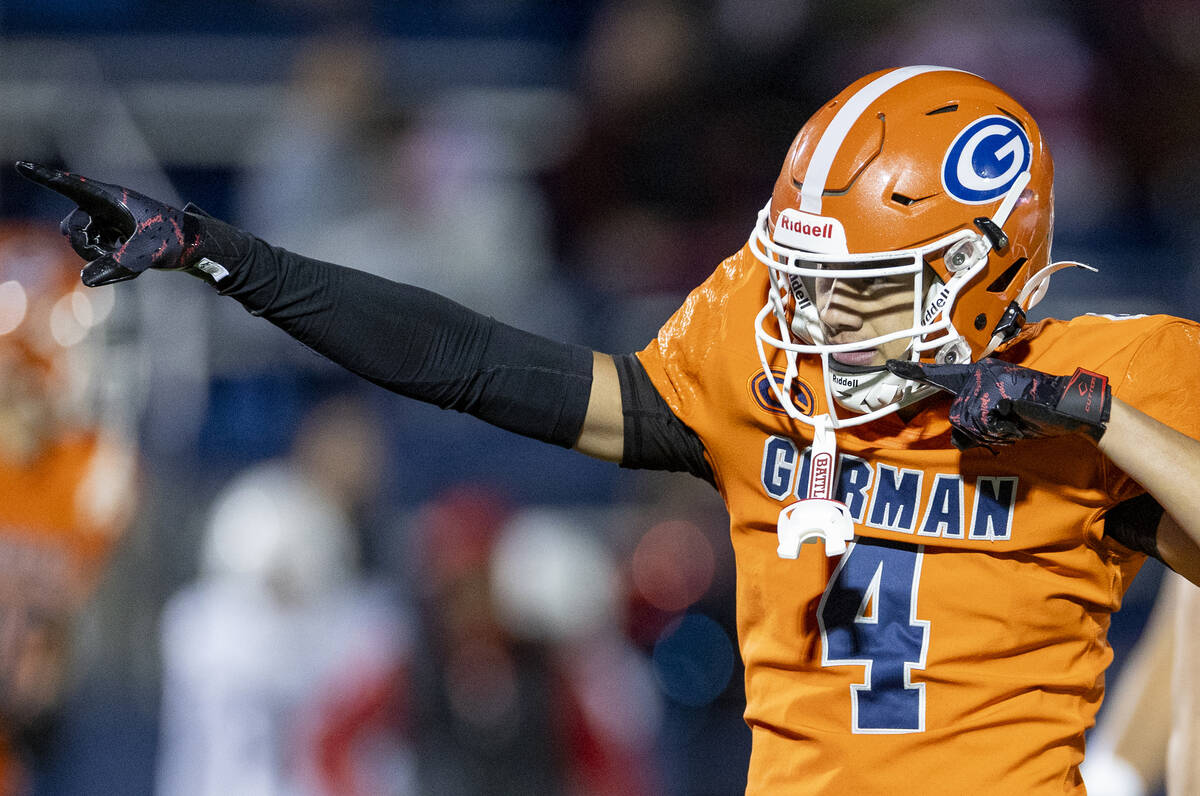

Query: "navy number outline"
left=817, top=537, right=930, bottom=733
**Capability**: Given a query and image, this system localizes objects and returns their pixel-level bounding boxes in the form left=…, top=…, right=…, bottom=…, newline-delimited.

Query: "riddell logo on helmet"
left=774, top=209, right=848, bottom=255
left=780, top=216, right=834, bottom=239
left=922, top=286, right=950, bottom=325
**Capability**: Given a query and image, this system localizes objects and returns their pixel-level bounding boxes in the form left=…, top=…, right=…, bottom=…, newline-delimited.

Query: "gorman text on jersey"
left=760, top=435, right=1017, bottom=540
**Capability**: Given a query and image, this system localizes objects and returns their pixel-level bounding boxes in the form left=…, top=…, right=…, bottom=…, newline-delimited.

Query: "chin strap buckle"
left=991, top=300, right=1027, bottom=343
left=776, top=414, right=855, bottom=559
left=777, top=498, right=855, bottom=558
left=973, top=216, right=1010, bottom=253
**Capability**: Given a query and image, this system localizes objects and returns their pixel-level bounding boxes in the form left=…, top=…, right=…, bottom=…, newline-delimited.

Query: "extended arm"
left=14, top=162, right=712, bottom=480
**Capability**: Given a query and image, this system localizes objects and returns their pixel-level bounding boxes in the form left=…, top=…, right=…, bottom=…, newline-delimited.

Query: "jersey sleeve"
left=1104, top=319, right=1200, bottom=501
left=634, top=250, right=758, bottom=493
left=635, top=253, right=747, bottom=430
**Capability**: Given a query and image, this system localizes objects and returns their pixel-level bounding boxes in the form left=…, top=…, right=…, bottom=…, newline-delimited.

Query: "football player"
left=0, top=223, right=138, bottom=792
left=18, top=66, right=1200, bottom=795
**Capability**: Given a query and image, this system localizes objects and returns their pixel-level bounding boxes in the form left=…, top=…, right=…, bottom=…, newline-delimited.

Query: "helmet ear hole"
left=986, top=257, right=1027, bottom=293
left=973, top=313, right=987, bottom=330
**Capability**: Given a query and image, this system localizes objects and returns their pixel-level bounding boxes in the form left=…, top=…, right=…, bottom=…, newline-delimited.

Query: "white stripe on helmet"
left=799, top=65, right=963, bottom=214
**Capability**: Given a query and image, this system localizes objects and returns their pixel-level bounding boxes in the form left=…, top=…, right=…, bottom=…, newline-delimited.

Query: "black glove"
left=886, top=358, right=1112, bottom=450
left=14, top=161, right=247, bottom=287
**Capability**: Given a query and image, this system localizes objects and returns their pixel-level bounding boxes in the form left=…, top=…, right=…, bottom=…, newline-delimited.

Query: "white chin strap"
left=823, top=363, right=914, bottom=414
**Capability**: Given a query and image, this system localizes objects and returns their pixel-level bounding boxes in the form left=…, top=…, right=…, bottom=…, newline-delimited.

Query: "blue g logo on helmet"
left=941, top=115, right=1032, bottom=205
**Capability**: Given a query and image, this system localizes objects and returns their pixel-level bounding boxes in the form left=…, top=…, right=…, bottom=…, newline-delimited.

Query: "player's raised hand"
left=14, top=162, right=246, bottom=287
left=15, top=162, right=195, bottom=286
left=886, top=358, right=1112, bottom=450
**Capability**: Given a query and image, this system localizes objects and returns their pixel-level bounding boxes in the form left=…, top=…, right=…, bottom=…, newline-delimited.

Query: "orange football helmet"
left=751, top=66, right=1082, bottom=429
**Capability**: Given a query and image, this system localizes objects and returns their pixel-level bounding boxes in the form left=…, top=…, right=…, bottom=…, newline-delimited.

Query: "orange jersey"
left=0, top=430, right=129, bottom=624
left=0, top=430, right=134, bottom=795
left=637, top=244, right=1200, bottom=795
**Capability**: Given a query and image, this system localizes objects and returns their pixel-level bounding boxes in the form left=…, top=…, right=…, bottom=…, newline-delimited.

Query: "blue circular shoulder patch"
left=941, top=115, right=1032, bottom=205
left=751, top=369, right=814, bottom=417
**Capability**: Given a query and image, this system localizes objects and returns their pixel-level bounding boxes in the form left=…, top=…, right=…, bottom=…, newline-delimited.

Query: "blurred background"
left=0, top=0, right=1196, bottom=793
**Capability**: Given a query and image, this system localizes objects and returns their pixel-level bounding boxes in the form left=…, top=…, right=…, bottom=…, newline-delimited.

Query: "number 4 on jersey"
left=818, top=538, right=930, bottom=733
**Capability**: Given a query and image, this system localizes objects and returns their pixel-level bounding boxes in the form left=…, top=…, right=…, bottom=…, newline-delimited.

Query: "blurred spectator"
left=542, top=0, right=809, bottom=357
left=226, top=30, right=568, bottom=377
left=236, top=31, right=389, bottom=247
left=547, top=0, right=739, bottom=297
left=401, top=484, right=660, bottom=795
left=1085, top=0, right=1200, bottom=308
left=155, top=395, right=411, bottom=796
left=844, top=0, right=1120, bottom=238
left=617, top=471, right=749, bottom=796
left=0, top=222, right=139, bottom=795
left=293, top=94, right=559, bottom=326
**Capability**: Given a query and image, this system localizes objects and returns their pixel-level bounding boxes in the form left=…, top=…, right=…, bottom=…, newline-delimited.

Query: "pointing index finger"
left=14, top=161, right=123, bottom=208
left=886, top=359, right=974, bottom=394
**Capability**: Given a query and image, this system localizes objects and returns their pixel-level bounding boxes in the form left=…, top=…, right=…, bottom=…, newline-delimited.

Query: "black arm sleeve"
left=1104, top=492, right=1165, bottom=560
left=205, top=219, right=593, bottom=448
left=613, top=353, right=715, bottom=486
